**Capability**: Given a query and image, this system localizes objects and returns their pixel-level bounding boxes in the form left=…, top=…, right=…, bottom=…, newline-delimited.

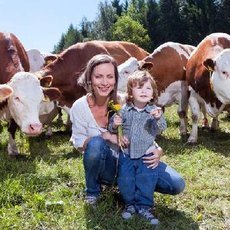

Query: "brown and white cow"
left=0, top=84, right=13, bottom=102
left=36, top=40, right=149, bottom=111
left=0, top=32, right=61, bottom=156
left=118, top=42, right=195, bottom=136
left=186, top=32, right=230, bottom=143
left=205, top=48, right=230, bottom=104
left=0, top=72, right=61, bottom=156
left=26, top=48, right=63, bottom=136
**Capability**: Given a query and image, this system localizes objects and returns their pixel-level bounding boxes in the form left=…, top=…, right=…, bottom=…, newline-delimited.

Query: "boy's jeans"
left=118, top=153, right=158, bottom=209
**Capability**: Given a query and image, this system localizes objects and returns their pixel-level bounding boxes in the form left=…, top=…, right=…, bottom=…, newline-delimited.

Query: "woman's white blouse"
left=69, top=95, right=107, bottom=149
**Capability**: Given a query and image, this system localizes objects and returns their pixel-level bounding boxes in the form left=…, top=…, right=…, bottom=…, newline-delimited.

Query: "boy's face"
left=132, top=79, right=153, bottom=108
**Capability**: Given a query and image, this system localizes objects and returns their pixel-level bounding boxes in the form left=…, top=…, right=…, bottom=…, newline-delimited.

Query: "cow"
left=0, top=32, right=61, bottom=156
left=117, top=42, right=196, bottom=137
left=36, top=40, right=149, bottom=111
left=0, top=84, right=13, bottom=102
left=26, top=49, right=46, bottom=72
left=186, top=32, right=230, bottom=144
left=205, top=48, right=230, bottom=104
left=26, top=48, right=63, bottom=136
left=0, top=72, right=61, bottom=156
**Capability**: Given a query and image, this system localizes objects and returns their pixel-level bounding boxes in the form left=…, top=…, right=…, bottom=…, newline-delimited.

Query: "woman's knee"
left=84, top=136, right=106, bottom=162
left=171, top=177, right=186, bottom=195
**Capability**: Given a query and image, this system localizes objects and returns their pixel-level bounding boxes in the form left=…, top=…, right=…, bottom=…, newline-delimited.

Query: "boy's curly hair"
left=126, top=70, right=158, bottom=105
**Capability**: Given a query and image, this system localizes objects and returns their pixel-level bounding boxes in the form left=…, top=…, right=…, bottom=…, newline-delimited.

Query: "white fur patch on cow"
left=211, top=49, right=230, bottom=104
left=158, top=80, right=183, bottom=106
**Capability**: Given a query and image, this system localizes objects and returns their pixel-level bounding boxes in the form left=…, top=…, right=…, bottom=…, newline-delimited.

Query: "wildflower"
left=108, top=100, right=123, bottom=151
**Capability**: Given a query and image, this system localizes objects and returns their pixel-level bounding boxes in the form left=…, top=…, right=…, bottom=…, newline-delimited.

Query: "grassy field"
left=0, top=105, right=229, bottom=230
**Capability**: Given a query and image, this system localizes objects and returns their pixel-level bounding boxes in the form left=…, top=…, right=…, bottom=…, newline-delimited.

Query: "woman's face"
left=91, top=63, right=116, bottom=99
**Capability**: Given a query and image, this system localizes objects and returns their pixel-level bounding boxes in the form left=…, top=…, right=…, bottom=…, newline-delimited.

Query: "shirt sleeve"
left=69, top=101, right=88, bottom=149
left=156, top=115, right=167, bottom=135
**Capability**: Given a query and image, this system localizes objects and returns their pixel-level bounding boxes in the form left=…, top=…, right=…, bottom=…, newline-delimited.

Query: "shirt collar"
left=126, top=103, right=154, bottom=112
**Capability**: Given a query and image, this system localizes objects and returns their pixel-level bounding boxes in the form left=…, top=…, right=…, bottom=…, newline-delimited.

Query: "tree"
left=215, top=0, right=230, bottom=33
left=146, top=0, right=161, bottom=50
left=112, top=15, right=151, bottom=51
left=92, top=1, right=118, bottom=40
left=111, top=0, right=124, bottom=16
left=63, top=24, right=82, bottom=49
left=53, top=24, right=83, bottom=53
left=159, top=0, right=187, bottom=44
left=180, top=0, right=219, bottom=45
left=53, top=34, right=65, bottom=53
left=80, top=17, right=94, bottom=40
left=126, top=0, right=148, bottom=26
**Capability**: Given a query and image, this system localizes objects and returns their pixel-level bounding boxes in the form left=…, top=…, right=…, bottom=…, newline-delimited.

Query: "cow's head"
left=7, top=72, right=61, bottom=136
left=26, top=49, right=46, bottom=72
left=118, top=57, right=153, bottom=93
left=0, top=84, right=13, bottom=102
left=203, top=49, right=230, bottom=104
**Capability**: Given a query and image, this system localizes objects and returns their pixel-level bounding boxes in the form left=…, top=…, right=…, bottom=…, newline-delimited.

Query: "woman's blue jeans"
left=83, top=136, right=117, bottom=197
left=83, top=136, right=185, bottom=197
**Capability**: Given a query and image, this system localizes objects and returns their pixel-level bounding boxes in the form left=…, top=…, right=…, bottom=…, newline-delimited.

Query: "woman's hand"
left=101, top=131, right=118, bottom=144
left=143, top=147, right=163, bottom=169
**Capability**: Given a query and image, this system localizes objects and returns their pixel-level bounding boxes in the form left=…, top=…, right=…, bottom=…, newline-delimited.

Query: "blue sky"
left=0, top=0, right=103, bottom=53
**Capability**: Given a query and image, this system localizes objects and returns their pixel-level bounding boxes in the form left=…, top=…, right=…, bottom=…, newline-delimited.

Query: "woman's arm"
left=101, top=131, right=118, bottom=145
left=69, top=101, right=89, bottom=150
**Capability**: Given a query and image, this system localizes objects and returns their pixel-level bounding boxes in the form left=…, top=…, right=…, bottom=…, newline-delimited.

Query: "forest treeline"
left=53, top=0, right=230, bottom=53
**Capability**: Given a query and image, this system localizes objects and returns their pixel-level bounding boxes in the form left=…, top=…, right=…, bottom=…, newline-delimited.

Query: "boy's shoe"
left=138, top=208, right=159, bottom=225
left=122, top=205, right=136, bottom=219
left=85, top=195, right=97, bottom=206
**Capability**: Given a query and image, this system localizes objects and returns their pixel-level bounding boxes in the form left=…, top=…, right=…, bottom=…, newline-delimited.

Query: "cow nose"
left=28, top=123, right=42, bottom=134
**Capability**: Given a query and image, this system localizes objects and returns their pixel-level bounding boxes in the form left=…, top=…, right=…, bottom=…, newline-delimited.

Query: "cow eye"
left=14, top=96, right=20, bottom=102
left=222, top=71, right=226, bottom=75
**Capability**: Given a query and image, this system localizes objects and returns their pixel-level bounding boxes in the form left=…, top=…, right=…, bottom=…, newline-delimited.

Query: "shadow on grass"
left=83, top=191, right=199, bottom=230
left=0, top=128, right=78, bottom=180
left=156, top=125, right=230, bottom=158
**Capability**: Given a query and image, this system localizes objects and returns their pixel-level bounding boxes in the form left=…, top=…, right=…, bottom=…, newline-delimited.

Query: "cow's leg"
left=56, top=107, right=63, bottom=125
left=178, top=81, right=189, bottom=137
left=7, top=119, right=19, bottom=156
left=65, top=113, right=71, bottom=132
left=187, top=93, right=200, bottom=144
left=200, top=104, right=209, bottom=129
left=210, top=117, right=219, bottom=131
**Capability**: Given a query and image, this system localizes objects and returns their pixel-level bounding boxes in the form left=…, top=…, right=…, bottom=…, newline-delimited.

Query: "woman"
left=70, top=54, right=185, bottom=206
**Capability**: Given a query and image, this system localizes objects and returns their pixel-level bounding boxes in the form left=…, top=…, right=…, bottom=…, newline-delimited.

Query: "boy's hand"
left=120, top=135, right=129, bottom=148
left=150, top=107, right=162, bottom=119
left=113, top=114, right=122, bottom=128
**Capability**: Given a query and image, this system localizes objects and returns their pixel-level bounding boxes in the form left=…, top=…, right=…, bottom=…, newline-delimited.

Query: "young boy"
left=109, top=70, right=167, bottom=225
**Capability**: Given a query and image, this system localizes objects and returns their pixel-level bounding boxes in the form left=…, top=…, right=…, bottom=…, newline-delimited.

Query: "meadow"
left=0, top=105, right=229, bottom=230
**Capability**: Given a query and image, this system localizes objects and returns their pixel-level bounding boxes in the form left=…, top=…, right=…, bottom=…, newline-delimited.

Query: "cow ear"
left=0, top=85, right=13, bottom=101
left=138, top=61, right=153, bottom=70
left=40, top=75, right=53, bottom=87
left=43, top=87, right=61, bottom=101
left=203, top=58, right=215, bottom=72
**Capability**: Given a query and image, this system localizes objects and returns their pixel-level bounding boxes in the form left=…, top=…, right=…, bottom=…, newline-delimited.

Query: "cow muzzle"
left=23, top=123, right=42, bottom=136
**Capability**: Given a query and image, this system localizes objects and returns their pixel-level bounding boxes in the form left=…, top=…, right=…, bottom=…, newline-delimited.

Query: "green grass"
left=0, top=105, right=229, bottom=230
